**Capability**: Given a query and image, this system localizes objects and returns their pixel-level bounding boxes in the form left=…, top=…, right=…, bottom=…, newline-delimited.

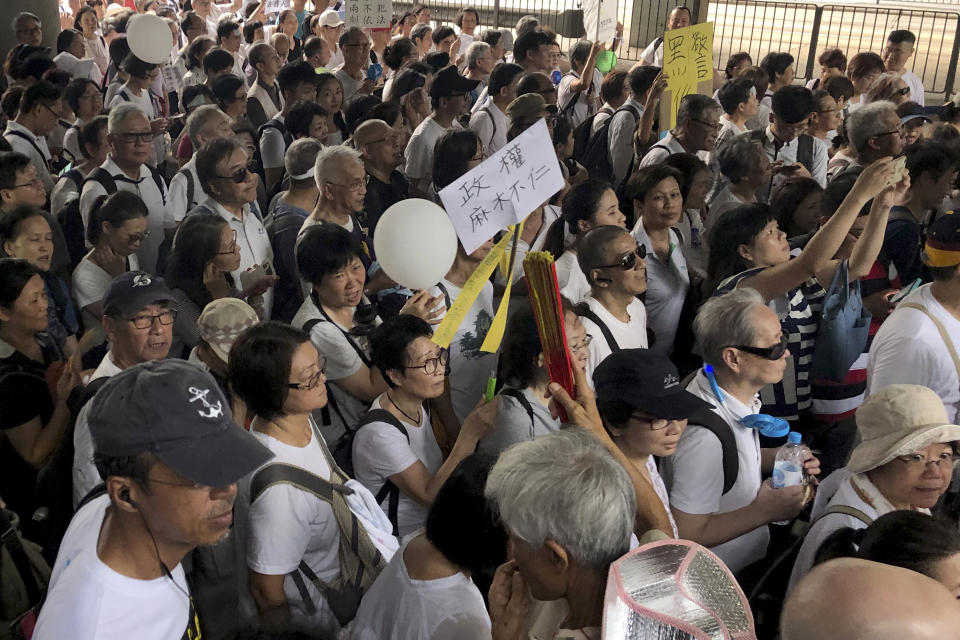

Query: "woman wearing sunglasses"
left=707, top=158, right=905, bottom=428
left=352, top=314, right=497, bottom=538
left=865, top=72, right=912, bottom=106
left=576, top=225, right=649, bottom=382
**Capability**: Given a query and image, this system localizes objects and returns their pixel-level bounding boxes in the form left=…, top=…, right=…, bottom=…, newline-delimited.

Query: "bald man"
left=782, top=558, right=960, bottom=640
left=355, top=119, right=408, bottom=235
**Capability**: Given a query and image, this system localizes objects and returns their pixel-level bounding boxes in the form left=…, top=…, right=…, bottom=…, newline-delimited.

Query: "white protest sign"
left=264, top=0, right=290, bottom=15
left=582, top=0, right=618, bottom=43
left=345, top=0, right=393, bottom=29
left=439, top=118, right=564, bottom=254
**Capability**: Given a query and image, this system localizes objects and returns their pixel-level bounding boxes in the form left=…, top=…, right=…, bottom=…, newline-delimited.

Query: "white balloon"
left=126, top=14, right=174, bottom=64
left=374, top=199, right=458, bottom=290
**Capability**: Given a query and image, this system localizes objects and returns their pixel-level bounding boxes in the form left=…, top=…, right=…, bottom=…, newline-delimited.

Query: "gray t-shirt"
left=478, top=386, right=561, bottom=455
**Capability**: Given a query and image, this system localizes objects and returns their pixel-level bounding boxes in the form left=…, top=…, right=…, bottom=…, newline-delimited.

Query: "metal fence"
left=396, top=0, right=960, bottom=103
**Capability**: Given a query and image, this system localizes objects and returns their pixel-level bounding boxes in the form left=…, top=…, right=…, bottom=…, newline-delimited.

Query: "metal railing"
left=396, top=0, right=960, bottom=103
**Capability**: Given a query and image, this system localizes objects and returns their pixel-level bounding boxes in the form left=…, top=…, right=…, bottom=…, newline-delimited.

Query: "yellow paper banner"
left=431, top=225, right=520, bottom=349
left=479, top=226, right=523, bottom=353
left=662, top=22, right=714, bottom=129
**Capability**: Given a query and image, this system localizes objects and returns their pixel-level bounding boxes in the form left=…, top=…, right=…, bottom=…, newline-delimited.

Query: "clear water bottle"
left=771, top=431, right=806, bottom=525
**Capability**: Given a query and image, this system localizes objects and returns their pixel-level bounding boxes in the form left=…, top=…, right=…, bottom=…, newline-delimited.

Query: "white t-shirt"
left=33, top=495, right=195, bottom=640
left=72, top=352, right=123, bottom=507
left=661, top=370, right=769, bottom=573
left=579, top=294, right=648, bottom=384
left=646, top=456, right=678, bottom=538
left=639, top=37, right=664, bottom=67
left=291, top=297, right=377, bottom=445
left=404, top=116, right=461, bottom=181
left=259, top=114, right=288, bottom=170
left=336, top=67, right=363, bottom=101
left=351, top=396, right=444, bottom=539
left=237, top=427, right=342, bottom=637
left=71, top=253, right=141, bottom=345
left=433, top=278, right=497, bottom=423
left=469, top=101, right=508, bottom=156
left=868, top=284, right=960, bottom=421
left=557, top=68, right=603, bottom=128
left=556, top=250, right=591, bottom=304
left=346, top=537, right=491, bottom=640
left=902, top=69, right=925, bottom=106
left=632, top=223, right=689, bottom=357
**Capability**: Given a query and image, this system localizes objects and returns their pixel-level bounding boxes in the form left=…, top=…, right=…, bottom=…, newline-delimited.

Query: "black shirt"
left=360, top=169, right=409, bottom=236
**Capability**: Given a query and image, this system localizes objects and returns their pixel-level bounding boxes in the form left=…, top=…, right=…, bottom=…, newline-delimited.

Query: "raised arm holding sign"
left=660, top=22, right=714, bottom=130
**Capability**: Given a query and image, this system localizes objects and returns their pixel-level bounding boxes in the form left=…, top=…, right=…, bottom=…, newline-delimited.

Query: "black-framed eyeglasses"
left=11, top=177, right=44, bottom=189
left=216, top=161, right=258, bottom=183
left=287, top=356, right=328, bottom=390
left=327, top=174, right=369, bottom=191
left=568, top=334, right=593, bottom=354
left=873, top=129, right=902, bottom=139
left=41, top=103, right=63, bottom=119
left=631, top=412, right=683, bottom=432
left=217, top=230, right=238, bottom=255
left=149, top=476, right=203, bottom=489
left=728, top=331, right=789, bottom=360
left=128, top=308, right=177, bottom=329
left=405, top=348, right=449, bottom=375
left=691, top=118, right=722, bottom=132
left=116, top=132, right=153, bottom=144
left=594, top=245, right=647, bottom=271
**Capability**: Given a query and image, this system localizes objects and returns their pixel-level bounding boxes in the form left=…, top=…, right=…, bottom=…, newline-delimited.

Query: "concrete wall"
left=0, top=0, right=60, bottom=60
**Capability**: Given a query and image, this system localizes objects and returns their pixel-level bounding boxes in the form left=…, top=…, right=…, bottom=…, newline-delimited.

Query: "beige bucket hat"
left=848, top=384, right=960, bottom=474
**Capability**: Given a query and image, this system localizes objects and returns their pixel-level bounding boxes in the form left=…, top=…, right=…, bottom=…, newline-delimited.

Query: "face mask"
left=704, top=364, right=790, bottom=438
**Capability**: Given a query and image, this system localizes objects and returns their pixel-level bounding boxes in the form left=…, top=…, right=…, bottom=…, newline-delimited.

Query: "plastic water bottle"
left=771, top=431, right=806, bottom=525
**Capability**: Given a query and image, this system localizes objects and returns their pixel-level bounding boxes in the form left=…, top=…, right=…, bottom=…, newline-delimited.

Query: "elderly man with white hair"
left=300, top=145, right=370, bottom=240
left=485, top=427, right=636, bottom=639
left=830, top=100, right=902, bottom=179
left=661, top=288, right=819, bottom=576
left=464, top=41, right=495, bottom=110
left=168, top=104, right=234, bottom=227
left=79, top=104, right=170, bottom=275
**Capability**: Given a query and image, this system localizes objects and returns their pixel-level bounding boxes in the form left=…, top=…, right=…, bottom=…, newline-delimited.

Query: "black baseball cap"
left=422, top=51, right=450, bottom=74
left=593, top=349, right=714, bottom=420
left=392, top=68, right=426, bottom=100
left=102, top=271, right=175, bottom=317
left=430, top=64, right=480, bottom=98
left=89, top=360, right=273, bottom=487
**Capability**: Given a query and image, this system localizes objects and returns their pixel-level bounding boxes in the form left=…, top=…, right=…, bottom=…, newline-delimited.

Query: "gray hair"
left=338, top=26, right=367, bottom=50
left=465, top=41, right=491, bottom=70
left=865, top=72, right=907, bottom=104
left=410, top=22, right=431, bottom=43
left=314, top=145, right=363, bottom=188
left=286, top=138, right=324, bottom=184
left=185, top=104, right=227, bottom=147
left=717, top=132, right=764, bottom=183
left=569, top=40, right=592, bottom=69
left=12, top=12, right=40, bottom=34
left=485, top=428, right=635, bottom=570
left=677, top=93, right=720, bottom=127
left=694, top=287, right=766, bottom=367
left=846, top=100, right=898, bottom=152
left=515, top=15, right=539, bottom=38
left=107, top=103, right=148, bottom=133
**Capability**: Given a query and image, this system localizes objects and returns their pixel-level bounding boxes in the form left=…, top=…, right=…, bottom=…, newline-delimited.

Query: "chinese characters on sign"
left=345, top=0, right=392, bottom=28
left=662, top=22, right=714, bottom=129
left=582, top=0, right=618, bottom=43
left=439, top=119, right=564, bottom=254
left=264, top=0, right=290, bottom=14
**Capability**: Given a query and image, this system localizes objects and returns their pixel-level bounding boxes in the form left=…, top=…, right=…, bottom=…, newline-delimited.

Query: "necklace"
left=388, top=393, right=421, bottom=425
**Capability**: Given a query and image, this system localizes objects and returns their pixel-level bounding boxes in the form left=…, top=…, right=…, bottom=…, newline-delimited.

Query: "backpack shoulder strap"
left=500, top=387, right=535, bottom=433
left=817, top=504, right=874, bottom=527
left=85, top=167, right=117, bottom=194
left=899, top=303, right=960, bottom=378
left=435, top=282, right=452, bottom=310
left=357, top=408, right=409, bottom=537
left=177, top=167, right=196, bottom=206
left=481, top=106, right=497, bottom=139
left=797, top=134, right=815, bottom=174
left=64, top=168, right=84, bottom=191
left=887, top=207, right=919, bottom=225
left=146, top=164, right=167, bottom=206
left=575, top=303, right=620, bottom=352
left=249, top=461, right=342, bottom=505
left=687, top=407, right=739, bottom=495
left=7, top=129, right=48, bottom=162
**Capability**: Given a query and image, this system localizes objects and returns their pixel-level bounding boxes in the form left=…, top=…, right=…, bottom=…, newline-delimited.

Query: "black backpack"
left=748, top=129, right=815, bottom=175
left=574, top=103, right=641, bottom=190
left=54, top=169, right=87, bottom=271
left=268, top=209, right=310, bottom=323
left=85, top=166, right=168, bottom=206
left=677, top=370, right=740, bottom=496
left=255, top=118, right=293, bottom=185
left=572, top=106, right=612, bottom=164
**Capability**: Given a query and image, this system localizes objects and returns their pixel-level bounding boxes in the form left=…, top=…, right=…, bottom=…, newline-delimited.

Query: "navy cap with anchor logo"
left=88, top=359, right=273, bottom=487
left=102, top=270, right=175, bottom=318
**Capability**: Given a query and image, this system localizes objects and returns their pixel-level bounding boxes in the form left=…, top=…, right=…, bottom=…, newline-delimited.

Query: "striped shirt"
left=717, top=266, right=825, bottom=420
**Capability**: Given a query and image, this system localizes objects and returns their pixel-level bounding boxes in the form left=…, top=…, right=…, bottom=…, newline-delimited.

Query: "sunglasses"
left=595, top=245, right=647, bottom=270
left=729, top=331, right=789, bottom=360
left=216, top=161, right=259, bottom=183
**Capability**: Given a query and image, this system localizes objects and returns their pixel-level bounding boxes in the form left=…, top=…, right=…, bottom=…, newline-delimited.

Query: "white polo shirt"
left=168, top=156, right=210, bottom=225
left=469, top=101, right=508, bottom=156
left=79, top=156, right=169, bottom=275
left=868, top=284, right=960, bottom=421
left=661, top=369, right=768, bottom=574
left=902, top=69, right=925, bottom=106
left=632, top=223, right=689, bottom=357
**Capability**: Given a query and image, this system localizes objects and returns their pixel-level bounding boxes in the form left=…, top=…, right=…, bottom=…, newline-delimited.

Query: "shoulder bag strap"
left=899, top=303, right=960, bottom=379
left=0, top=507, right=42, bottom=604
left=7, top=130, right=48, bottom=162
left=817, top=504, right=874, bottom=527
left=575, top=304, right=620, bottom=352
left=311, top=296, right=373, bottom=368
left=500, top=387, right=535, bottom=436
left=360, top=408, right=409, bottom=537
left=435, top=282, right=452, bottom=310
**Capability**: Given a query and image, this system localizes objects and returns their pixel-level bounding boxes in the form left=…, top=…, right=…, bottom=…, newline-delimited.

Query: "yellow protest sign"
left=661, top=22, right=714, bottom=129
left=431, top=225, right=521, bottom=349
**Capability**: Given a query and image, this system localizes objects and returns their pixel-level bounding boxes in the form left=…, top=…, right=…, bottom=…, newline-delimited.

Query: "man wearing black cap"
left=403, top=65, right=480, bottom=198
left=72, top=271, right=175, bottom=506
left=594, top=348, right=714, bottom=538
left=34, top=360, right=273, bottom=640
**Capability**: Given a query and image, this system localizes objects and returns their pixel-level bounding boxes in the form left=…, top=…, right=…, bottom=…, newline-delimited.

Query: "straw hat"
left=847, top=385, right=960, bottom=474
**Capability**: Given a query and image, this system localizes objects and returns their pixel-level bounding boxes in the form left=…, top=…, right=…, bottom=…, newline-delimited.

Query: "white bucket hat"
left=848, top=384, right=960, bottom=474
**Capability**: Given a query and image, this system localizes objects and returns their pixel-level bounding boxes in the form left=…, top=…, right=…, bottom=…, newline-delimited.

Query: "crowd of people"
left=3, top=0, right=960, bottom=638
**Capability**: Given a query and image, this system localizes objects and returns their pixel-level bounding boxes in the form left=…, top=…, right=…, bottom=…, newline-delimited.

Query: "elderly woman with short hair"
left=865, top=71, right=911, bottom=106
left=708, top=133, right=772, bottom=221
left=485, top=427, right=636, bottom=638
left=789, top=384, right=960, bottom=591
